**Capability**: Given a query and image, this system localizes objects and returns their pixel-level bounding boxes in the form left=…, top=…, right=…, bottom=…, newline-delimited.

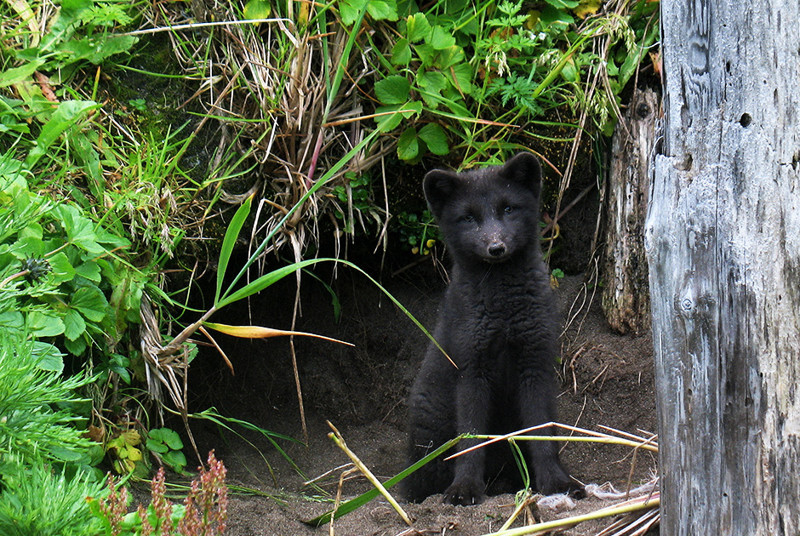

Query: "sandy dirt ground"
left=178, top=266, right=658, bottom=536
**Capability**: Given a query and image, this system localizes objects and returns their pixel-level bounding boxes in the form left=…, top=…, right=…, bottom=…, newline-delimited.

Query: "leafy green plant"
left=0, top=169, right=143, bottom=359
left=332, top=171, right=385, bottom=236
left=0, top=331, right=105, bottom=536
left=0, top=332, right=93, bottom=464
left=128, top=98, right=148, bottom=112
left=395, top=210, right=441, bottom=255
left=370, top=0, right=658, bottom=166
left=106, top=429, right=145, bottom=475
left=146, top=428, right=188, bottom=474
left=0, top=458, right=105, bottom=536
left=374, top=6, right=476, bottom=161
left=551, top=267, right=565, bottom=287
left=1, top=0, right=138, bottom=89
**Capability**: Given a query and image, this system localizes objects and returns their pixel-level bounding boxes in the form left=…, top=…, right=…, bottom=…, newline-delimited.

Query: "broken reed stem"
left=484, top=494, right=660, bottom=536
left=326, top=421, right=413, bottom=527
left=330, top=467, right=358, bottom=536
left=470, top=434, right=658, bottom=452
left=500, top=490, right=535, bottom=532
left=447, top=422, right=658, bottom=461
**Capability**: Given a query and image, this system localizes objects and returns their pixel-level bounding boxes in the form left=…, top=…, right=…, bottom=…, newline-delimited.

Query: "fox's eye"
left=460, top=214, right=475, bottom=224
left=504, top=205, right=513, bottom=214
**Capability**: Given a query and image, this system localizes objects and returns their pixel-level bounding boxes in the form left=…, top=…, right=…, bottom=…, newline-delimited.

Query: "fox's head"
left=424, top=152, right=543, bottom=265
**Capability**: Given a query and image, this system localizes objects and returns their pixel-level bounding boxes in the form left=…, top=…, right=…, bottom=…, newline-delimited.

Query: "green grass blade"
left=24, top=100, right=98, bottom=168
left=216, top=257, right=328, bottom=308
left=215, top=194, right=254, bottom=305
left=189, top=407, right=307, bottom=485
left=332, top=258, right=452, bottom=365
left=218, top=255, right=451, bottom=364
left=322, top=2, right=368, bottom=121
left=531, top=25, right=599, bottom=101
left=219, top=127, right=382, bottom=302
left=305, top=435, right=463, bottom=527
left=303, top=268, right=342, bottom=322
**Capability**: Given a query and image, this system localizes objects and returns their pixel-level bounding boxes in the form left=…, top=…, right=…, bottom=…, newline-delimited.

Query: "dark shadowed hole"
left=739, top=113, right=752, bottom=127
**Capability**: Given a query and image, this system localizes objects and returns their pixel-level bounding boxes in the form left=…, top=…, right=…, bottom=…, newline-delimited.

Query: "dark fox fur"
left=404, top=152, right=578, bottom=505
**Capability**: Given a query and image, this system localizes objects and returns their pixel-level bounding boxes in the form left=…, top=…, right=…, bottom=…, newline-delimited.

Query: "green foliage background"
left=0, top=0, right=658, bottom=530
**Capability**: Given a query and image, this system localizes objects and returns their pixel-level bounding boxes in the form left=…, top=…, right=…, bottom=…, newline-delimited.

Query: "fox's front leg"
left=444, top=372, right=491, bottom=505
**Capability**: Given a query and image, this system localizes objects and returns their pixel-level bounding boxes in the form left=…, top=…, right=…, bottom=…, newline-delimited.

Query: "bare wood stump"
left=601, top=88, right=658, bottom=335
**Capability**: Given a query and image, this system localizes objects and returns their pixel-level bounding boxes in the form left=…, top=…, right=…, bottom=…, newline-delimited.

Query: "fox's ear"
left=423, top=169, right=459, bottom=219
left=503, top=152, right=542, bottom=198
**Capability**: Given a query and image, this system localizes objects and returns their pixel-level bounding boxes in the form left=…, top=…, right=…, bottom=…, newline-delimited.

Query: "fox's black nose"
left=488, top=243, right=506, bottom=257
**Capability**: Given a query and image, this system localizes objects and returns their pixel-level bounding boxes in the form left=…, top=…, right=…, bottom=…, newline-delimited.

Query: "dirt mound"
left=183, top=266, right=657, bottom=535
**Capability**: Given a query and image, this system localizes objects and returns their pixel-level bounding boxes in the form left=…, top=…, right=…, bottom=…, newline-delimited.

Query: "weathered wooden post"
left=646, top=0, right=800, bottom=533
left=601, top=88, right=658, bottom=335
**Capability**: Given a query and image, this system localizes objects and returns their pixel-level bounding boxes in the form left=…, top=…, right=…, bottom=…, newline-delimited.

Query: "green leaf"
left=540, top=4, right=575, bottom=27
left=0, top=59, right=45, bottom=88
left=55, top=34, right=138, bottom=65
left=74, top=261, right=101, bottom=282
left=146, top=439, right=169, bottom=454
left=114, top=366, right=131, bottom=385
left=63, top=335, right=87, bottom=356
left=415, top=43, right=435, bottom=67
left=71, top=286, right=108, bottom=322
left=0, top=312, right=24, bottom=330
left=606, top=57, right=619, bottom=77
left=338, top=0, right=364, bottom=26
left=25, top=101, right=98, bottom=168
left=68, top=131, right=103, bottom=199
left=19, top=222, right=44, bottom=241
left=397, top=127, right=419, bottom=161
left=445, top=62, right=474, bottom=95
left=390, top=38, right=411, bottom=66
left=618, top=45, right=645, bottom=89
left=560, top=57, right=579, bottom=82
left=163, top=450, right=187, bottom=472
left=374, top=75, right=411, bottom=105
left=216, top=195, right=253, bottom=305
left=417, top=70, right=448, bottom=107
left=243, top=0, right=271, bottom=19
left=544, top=0, right=580, bottom=8
left=429, top=25, right=455, bottom=50
left=418, top=123, right=449, bottom=155
left=150, top=428, right=184, bottom=450
left=10, top=236, right=46, bottom=259
left=31, top=341, right=64, bottom=373
left=53, top=205, right=104, bottom=255
left=93, top=225, right=129, bottom=249
left=374, top=101, right=422, bottom=132
left=49, top=445, right=84, bottom=462
left=63, top=308, right=87, bottom=341
left=28, top=310, right=65, bottom=337
left=366, top=0, right=397, bottom=21
left=433, top=46, right=466, bottom=70
left=48, top=251, right=76, bottom=283
left=406, top=13, right=431, bottom=42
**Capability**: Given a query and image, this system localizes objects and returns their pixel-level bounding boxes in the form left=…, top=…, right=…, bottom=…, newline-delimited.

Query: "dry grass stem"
left=327, top=421, right=414, bottom=528
left=486, top=493, right=660, bottom=536
left=446, top=422, right=658, bottom=462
